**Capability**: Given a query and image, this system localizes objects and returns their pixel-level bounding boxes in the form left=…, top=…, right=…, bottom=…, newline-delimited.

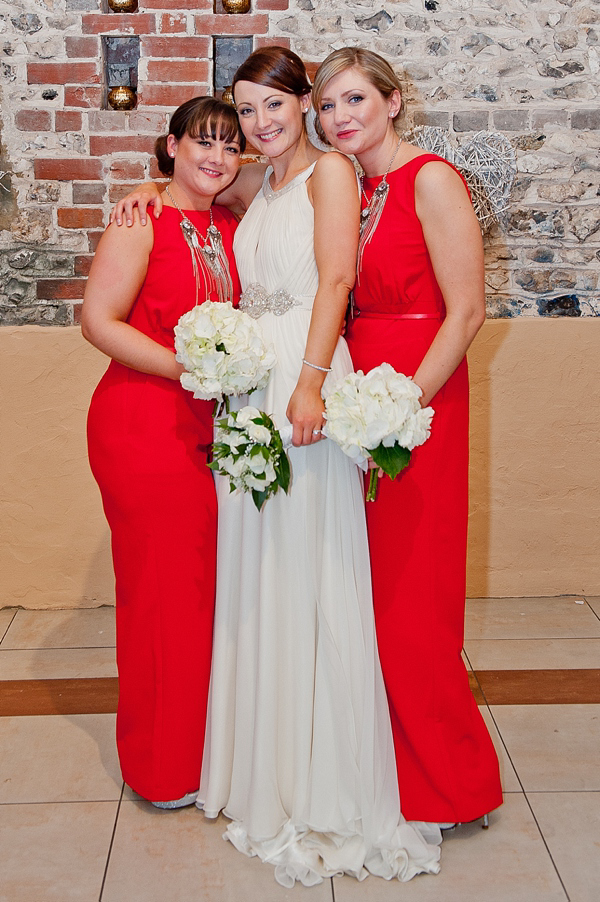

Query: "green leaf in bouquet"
left=276, top=450, right=291, bottom=494
left=370, top=443, right=411, bottom=480
left=251, top=488, right=270, bottom=511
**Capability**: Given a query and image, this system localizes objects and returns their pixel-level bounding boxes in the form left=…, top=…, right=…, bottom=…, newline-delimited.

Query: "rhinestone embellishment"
left=239, top=283, right=301, bottom=318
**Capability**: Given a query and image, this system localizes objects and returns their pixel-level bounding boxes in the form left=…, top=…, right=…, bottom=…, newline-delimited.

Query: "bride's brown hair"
left=232, top=46, right=312, bottom=99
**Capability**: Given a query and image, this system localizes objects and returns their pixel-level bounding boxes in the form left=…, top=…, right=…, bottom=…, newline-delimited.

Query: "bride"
left=113, top=46, right=441, bottom=888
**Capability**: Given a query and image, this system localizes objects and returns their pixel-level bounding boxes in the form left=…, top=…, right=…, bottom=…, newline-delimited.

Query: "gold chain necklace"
left=165, top=184, right=233, bottom=306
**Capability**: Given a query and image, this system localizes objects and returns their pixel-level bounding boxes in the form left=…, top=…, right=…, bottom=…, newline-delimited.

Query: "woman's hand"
left=110, top=182, right=163, bottom=227
left=286, top=380, right=326, bottom=447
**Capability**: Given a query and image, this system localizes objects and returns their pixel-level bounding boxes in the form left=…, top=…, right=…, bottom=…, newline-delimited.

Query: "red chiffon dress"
left=87, top=205, right=240, bottom=802
left=346, top=155, right=502, bottom=824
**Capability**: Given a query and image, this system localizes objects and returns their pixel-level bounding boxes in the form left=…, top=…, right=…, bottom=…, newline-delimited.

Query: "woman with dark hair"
left=112, top=47, right=441, bottom=887
left=82, top=97, right=243, bottom=808
left=312, top=47, right=502, bottom=827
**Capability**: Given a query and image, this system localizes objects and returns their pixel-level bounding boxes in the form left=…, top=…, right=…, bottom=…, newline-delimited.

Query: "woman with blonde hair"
left=111, top=46, right=442, bottom=887
left=312, top=46, right=503, bottom=827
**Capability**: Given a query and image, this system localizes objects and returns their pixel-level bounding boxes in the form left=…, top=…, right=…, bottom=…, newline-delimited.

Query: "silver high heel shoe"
left=439, top=814, right=490, bottom=831
left=152, top=790, right=199, bottom=810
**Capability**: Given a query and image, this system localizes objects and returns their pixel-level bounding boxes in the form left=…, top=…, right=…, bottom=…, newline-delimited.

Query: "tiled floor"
left=1, top=598, right=599, bottom=902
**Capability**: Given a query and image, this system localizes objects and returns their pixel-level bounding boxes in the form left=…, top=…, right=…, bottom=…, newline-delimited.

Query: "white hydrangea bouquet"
left=209, top=406, right=291, bottom=511
left=323, top=363, right=434, bottom=501
left=174, top=301, right=276, bottom=411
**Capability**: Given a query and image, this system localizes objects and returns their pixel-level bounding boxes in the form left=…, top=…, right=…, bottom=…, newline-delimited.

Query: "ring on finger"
left=312, top=428, right=322, bottom=435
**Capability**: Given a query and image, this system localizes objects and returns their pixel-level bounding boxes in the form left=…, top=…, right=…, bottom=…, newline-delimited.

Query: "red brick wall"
left=17, top=3, right=290, bottom=320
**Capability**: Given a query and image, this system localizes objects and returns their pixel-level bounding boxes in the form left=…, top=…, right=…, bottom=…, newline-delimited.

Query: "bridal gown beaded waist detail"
left=239, top=283, right=315, bottom=318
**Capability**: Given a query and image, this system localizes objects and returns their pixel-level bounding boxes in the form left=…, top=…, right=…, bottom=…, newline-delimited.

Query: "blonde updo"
left=311, top=48, right=403, bottom=145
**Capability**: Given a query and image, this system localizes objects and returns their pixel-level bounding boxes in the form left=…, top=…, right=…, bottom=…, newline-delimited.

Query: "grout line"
left=99, top=782, right=124, bottom=901
left=522, top=791, right=571, bottom=902
left=0, top=610, right=18, bottom=646
left=484, top=706, right=526, bottom=793
left=462, top=645, right=474, bottom=671
left=583, top=597, right=600, bottom=624
left=523, top=788, right=600, bottom=794
left=0, top=798, right=122, bottom=806
left=0, top=645, right=116, bottom=653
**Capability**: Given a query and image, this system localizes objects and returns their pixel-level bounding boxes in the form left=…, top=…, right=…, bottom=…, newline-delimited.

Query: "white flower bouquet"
left=323, top=362, right=434, bottom=501
left=209, top=406, right=291, bottom=511
left=174, top=301, right=276, bottom=408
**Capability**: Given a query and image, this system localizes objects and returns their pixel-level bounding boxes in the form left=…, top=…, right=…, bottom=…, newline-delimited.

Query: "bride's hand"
left=110, top=182, right=163, bottom=227
left=286, top=384, right=325, bottom=447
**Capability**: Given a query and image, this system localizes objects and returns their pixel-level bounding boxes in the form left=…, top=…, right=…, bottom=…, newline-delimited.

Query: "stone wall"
left=0, top=0, right=599, bottom=322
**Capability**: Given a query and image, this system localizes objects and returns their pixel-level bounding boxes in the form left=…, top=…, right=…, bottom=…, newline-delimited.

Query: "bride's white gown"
left=197, top=164, right=442, bottom=887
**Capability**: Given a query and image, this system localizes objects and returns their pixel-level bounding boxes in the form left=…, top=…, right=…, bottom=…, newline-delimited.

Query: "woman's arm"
left=412, top=161, right=486, bottom=407
left=286, top=152, right=360, bottom=446
left=81, top=213, right=183, bottom=381
left=110, top=162, right=267, bottom=226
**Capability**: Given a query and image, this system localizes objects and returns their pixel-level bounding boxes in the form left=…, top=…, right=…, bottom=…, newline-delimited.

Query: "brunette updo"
left=232, top=46, right=311, bottom=100
left=155, top=96, right=246, bottom=177
left=311, top=48, right=403, bottom=145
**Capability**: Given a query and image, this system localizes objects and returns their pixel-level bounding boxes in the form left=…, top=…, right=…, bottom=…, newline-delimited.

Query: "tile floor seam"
left=0, top=646, right=116, bottom=652
left=0, top=610, right=17, bottom=644
left=99, top=782, right=125, bottom=902
left=483, top=705, right=527, bottom=798
left=584, top=597, right=600, bottom=624
left=0, top=797, right=125, bottom=806
left=522, top=790, right=571, bottom=901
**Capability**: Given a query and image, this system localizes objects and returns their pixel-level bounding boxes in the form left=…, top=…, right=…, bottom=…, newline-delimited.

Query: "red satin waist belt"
left=353, top=311, right=442, bottom=320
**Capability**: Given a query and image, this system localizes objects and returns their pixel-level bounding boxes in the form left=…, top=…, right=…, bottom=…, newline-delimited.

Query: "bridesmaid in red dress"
left=82, top=98, right=243, bottom=806
left=313, top=49, right=503, bottom=826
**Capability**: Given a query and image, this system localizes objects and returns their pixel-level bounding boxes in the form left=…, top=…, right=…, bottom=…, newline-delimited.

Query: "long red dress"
left=346, top=155, right=502, bottom=824
left=87, top=205, right=240, bottom=802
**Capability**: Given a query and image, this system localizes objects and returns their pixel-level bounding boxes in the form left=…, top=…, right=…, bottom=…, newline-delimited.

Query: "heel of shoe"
left=482, top=813, right=489, bottom=829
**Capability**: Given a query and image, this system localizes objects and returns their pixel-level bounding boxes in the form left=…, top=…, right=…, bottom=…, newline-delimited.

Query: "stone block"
left=453, top=111, right=489, bottom=132
left=356, top=11, right=393, bottom=33
left=536, top=294, right=581, bottom=316
left=412, top=110, right=451, bottom=128
left=532, top=110, right=569, bottom=128
left=493, top=110, right=529, bottom=131
left=571, top=109, right=600, bottom=129
left=214, top=37, right=254, bottom=91
left=485, top=294, right=522, bottom=318
left=0, top=304, right=71, bottom=326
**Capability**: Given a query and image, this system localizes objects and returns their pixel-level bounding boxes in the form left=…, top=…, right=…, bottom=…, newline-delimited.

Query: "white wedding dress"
left=197, top=164, right=442, bottom=887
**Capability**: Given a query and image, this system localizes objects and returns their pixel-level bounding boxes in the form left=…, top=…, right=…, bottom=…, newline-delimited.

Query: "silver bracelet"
left=302, top=358, right=332, bottom=373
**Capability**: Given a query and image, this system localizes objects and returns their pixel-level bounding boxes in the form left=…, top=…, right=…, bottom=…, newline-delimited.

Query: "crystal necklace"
left=165, top=184, right=233, bottom=306
left=357, top=135, right=403, bottom=279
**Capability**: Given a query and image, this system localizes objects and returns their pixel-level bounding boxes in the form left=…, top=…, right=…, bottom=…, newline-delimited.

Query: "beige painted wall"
left=1, top=320, right=599, bottom=609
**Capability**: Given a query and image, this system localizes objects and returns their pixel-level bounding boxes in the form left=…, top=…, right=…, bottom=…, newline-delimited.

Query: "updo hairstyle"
left=232, top=46, right=312, bottom=100
left=311, top=48, right=403, bottom=145
left=155, top=96, right=246, bottom=177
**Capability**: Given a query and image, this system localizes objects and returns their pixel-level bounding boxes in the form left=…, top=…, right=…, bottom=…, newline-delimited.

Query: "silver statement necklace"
left=165, top=184, right=233, bottom=306
left=357, top=136, right=403, bottom=279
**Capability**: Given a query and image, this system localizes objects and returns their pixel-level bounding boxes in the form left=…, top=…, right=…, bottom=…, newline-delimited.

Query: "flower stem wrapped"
left=323, top=363, right=434, bottom=501
left=174, top=300, right=276, bottom=404
left=209, top=407, right=291, bottom=511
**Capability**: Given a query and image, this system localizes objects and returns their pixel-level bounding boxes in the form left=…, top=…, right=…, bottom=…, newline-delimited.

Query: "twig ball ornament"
left=404, top=127, right=517, bottom=231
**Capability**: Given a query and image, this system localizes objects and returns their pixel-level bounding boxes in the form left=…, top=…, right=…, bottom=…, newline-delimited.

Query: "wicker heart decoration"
left=405, top=127, right=517, bottom=231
